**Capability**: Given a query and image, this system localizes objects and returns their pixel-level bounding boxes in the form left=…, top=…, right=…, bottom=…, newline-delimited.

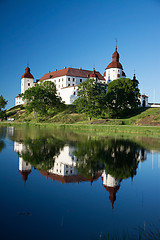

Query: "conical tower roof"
left=21, top=65, right=34, bottom=79
left=106, top=47, right=123, bottom=70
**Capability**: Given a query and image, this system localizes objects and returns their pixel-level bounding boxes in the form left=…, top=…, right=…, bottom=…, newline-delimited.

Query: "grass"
left=3, top=106, right=160, bottom=136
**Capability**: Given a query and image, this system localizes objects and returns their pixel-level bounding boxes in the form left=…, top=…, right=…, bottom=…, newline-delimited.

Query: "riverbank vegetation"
left=0, top=95, right=7, bottom=120
left=1, top=78, right=160, bottom=128
left=5, top=104, right=160, bottom=127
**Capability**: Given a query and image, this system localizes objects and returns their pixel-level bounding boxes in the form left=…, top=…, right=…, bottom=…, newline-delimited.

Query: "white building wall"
left=148, top=103, right=160, bottom=107
left=14, top=142, right=25, bottom=153
left=14, top=142, right=32, bottom=171
left=105, top=68, right=126, bottom=84
left=102, top=170, right=120, bottom=187
left=15, top=96, right=24, bottom=106
left=42, top=75, right=87, bottom=104
left=140, top=96, right=149, bottom=107
left=60, top=86, right=78, bottom=104
left=21, top=77, right=34, bottom=94
left=19, top=157, right=32, bottom=172
left=48, top=145, right=78, bottom=176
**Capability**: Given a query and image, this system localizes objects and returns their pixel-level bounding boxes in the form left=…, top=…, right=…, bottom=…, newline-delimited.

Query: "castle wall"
left=105, top=68, right=123, bottom=83
left=21, top=77, right=34, bottom=94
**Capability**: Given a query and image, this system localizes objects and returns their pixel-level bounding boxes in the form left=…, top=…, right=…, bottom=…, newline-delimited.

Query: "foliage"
left=106, top=78, right=140, bottom=117
left=74, top=78, right=106, bottom=120
left=21, top=81, right=63, bottom=120
left=20, top=137, right=65, bottom=171
left=0, top=95, right=7, bottom=119
left=0, top=141, right=5, bottom=152
left=74, top=138, right=140, bottom=180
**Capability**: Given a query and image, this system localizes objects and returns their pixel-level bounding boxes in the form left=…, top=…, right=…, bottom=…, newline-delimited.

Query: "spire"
left=89, top=68, right=98, bottom=78
left=112, top=46, right=119, bottom=62
left=132, top=72, right=139, bottom=85
left=21, top=65, right=34, bottom=79
left=104, top=185, right=120, bottom=209
left=19, top=170, right=31, bottom=183
left=115, top=38, right=117, bottom=51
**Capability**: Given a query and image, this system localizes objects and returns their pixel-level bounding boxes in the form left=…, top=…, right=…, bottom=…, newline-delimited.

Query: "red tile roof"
left=16, top=94, right=21, bottom=98
left=19, top=170, right=31, bottom=182
left=103, top=185, right=120, bottom=209
left=39, top=67, right=105, bottom=81
left=21, top=66, right=34, bottom=79
left=106, top=47, right=123, bottom=70
left=89, top=69, right=98, bottom=78
left=39, top=170, right=101, bottom=184
left=122, top=71, right=126, bottom=77
left=141, top=94, right=148, bottom=98
left=106, top=62, right=123, bottom=69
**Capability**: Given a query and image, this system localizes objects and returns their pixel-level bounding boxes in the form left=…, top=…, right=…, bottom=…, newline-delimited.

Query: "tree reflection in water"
left=13, top=133, right=147, bottom=208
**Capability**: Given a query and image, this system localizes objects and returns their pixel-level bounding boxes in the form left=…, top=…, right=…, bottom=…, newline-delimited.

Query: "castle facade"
left=16, top=47, right=153, bottom=107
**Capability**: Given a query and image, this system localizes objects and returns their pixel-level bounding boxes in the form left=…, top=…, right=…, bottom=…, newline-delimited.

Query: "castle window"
left=68, top=84, right=70, bottom=86
left=73, top=84, right=74, bottom=86
left=62, top=78, right=63, bottom=81
left=28, top=83, right=30, bottom=86
left=68, top=78, right=70, bottom=81
left=54, top=80, right=56, bottom=83
left=73, top=78, right=75, bottom=82
left=66, top=171, right=68, bottom=174
left=62, top=84, right=63, bottom=87
left=59, top=79, right=60, bottom=82
left=73, top=92, right=75, bottom=95
left=80, top=79, right=82, bottom=82
left=70, top=170, right=72, bottom=174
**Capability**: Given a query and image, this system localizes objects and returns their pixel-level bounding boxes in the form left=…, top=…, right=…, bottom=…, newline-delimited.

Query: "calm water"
left=0, top=126, right=160, bottom=240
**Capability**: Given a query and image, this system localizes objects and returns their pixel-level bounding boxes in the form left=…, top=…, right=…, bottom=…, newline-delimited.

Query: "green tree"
left=74, top=78, right=106, bottom=120
left=21, top=81, right=63, bottom=120
left=74, top=138, right=140, bottom=180
left=0, top=95, right=7, bottom=119
left=20, top=137, right=65, bottom=171
left=106, top=78, right=140, bottom=117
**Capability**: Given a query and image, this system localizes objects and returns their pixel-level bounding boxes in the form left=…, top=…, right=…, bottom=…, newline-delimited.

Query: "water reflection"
left=13, top=134, right=150, bottom=208
left=1, top=126, right=160, bottom=239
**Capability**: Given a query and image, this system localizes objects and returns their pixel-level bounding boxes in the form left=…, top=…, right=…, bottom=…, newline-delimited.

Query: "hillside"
left=5, top=105, right=160, bottom=126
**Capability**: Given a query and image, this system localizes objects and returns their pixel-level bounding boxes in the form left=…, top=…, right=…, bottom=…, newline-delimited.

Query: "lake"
left=0, top=126, right=160, bottom=240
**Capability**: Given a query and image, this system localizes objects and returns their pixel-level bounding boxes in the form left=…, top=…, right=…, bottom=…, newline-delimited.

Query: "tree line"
left=1, top=77, right=140, bottom=121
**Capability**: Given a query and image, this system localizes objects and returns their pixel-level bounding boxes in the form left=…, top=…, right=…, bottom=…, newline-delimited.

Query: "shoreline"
left=1, top=121, right=160, bottom=138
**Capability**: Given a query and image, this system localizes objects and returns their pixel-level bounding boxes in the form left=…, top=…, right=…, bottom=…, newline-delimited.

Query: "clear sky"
left=0, top=0, right=160, bottom=109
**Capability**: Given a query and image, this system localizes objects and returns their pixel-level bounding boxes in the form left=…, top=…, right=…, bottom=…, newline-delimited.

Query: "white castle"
left=16, top=46, right=152, bottom=107
left=14, top=140, right=148, bottom=208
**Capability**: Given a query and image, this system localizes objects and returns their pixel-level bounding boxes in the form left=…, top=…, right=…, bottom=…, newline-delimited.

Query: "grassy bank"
left=1, top=121, right=160, bottom=138
left=1, top=105, right=160, bottom=138
left=5, top=105, right=160, bottom=125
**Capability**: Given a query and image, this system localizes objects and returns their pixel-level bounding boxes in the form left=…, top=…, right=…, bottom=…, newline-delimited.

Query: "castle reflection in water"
left=14, top=141, right=147, bottom=208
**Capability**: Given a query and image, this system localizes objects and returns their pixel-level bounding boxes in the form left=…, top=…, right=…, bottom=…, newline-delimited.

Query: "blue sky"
left=0, top=0, right=160, bottom=109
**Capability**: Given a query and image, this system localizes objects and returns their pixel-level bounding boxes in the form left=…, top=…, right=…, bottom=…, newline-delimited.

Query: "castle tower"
left=14, top=141, right=32, bottom=183
left=104, top=46, right=126, bottom=85
left=89, top=68, right=98, bottom=82
left=101, top=170, right=120, bottom=209
left=132, top=73, right=139, bottom=85
left=19, top=158, right=32, bottom=183
left=21, top=65, right=34, bottom=94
